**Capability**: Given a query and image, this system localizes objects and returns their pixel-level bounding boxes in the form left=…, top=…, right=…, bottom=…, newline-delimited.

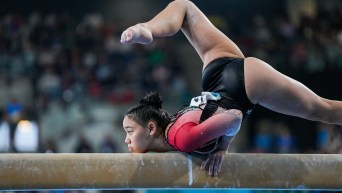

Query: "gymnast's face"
left=123, top=116, right=153, bottom=153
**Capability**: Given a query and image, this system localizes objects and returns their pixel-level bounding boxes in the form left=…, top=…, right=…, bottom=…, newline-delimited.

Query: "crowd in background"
left=0, top=2, right=341, bottom=155
left=0, top=12, right=190, bottom=153
left=0, top=12, right=189, bottom=109
left=235, top=6, right=342, bottom=74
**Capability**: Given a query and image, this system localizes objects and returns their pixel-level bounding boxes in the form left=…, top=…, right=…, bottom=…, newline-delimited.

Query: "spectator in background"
left=5, top=98, right=23, bottom=122
left=274, top=123, right=296, bottom=153
left=317, top=124, right=342, bottom=154
left=316, top=123, right=331, bottom=151
left=5, top=98, right=23, bottom=152
left=75, top=134, right=93, bottom=153
left=45, top=138, right=58, bottom=153
left=252, top=119, right=273, bottom=153
left=252, top=119, right=297, bottom=153
left=0, top=110, right=10, bottom=152
left=38, top=67, right=62, bottom=100
left=100, top=134, right=118, bottom=153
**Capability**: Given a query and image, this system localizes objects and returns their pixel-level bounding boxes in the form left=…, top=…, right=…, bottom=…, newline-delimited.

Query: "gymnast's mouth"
left=128, top=147, right=133, bottom=152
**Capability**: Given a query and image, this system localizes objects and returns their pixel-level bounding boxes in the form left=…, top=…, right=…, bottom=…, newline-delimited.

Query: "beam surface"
left=1, top=153, right=342, bottom=190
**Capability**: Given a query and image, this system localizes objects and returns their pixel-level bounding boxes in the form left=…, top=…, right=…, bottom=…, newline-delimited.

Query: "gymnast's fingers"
left=208, top=156, right=216, bottom=176
left=201, top=156, right=210, bottom=170
left=214, top=154, right=224, bottom=176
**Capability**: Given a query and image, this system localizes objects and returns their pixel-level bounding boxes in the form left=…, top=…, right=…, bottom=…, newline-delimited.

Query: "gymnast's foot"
left=120, top=24, right=153, bottom=45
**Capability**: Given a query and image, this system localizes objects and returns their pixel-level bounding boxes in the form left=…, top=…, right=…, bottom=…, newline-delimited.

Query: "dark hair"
left=126, top=92, right=171, bottom=132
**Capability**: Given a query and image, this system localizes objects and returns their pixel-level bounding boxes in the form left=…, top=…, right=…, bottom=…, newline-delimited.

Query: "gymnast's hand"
left=201, top=150, right=226, bottom=176
left=120, top=23, right=153, bottom=45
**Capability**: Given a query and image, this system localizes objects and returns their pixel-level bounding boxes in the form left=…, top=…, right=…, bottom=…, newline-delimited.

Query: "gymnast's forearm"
left=145, top=0, right=188, bottom=37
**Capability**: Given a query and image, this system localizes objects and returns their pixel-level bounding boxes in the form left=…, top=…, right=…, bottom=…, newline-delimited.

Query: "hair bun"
left=140, top=92, right=163, bottom=109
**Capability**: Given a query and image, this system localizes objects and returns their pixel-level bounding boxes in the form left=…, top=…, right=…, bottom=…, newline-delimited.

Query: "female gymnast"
left=121, top=0, right=342, bottom=176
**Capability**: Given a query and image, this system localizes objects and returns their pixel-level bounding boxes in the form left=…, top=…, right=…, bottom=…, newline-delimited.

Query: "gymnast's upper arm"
left=178, top=110, right=242, bottom=152
left=195, top=109, right=242, bottom=137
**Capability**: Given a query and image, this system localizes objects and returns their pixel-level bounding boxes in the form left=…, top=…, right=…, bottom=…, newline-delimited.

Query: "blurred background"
left=0, top=0, right=342, bottom=192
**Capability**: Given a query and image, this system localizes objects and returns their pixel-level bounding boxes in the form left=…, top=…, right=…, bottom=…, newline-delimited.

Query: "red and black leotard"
left=165, top=57, right=255, bottom=154
left=202, top=57, right=255, bottom=117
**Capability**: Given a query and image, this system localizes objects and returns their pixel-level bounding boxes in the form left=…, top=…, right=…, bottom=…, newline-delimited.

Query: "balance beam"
left=1, top=153, right=342, bottom=190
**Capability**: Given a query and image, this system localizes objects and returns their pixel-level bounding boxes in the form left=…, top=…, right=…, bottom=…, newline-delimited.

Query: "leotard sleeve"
left=168, top=110, right=242, bottom=153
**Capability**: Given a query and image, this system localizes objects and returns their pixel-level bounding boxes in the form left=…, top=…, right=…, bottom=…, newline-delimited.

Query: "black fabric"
left=199, top=100, right=218, bottom=123
left=202, top=57, right=255, bottom=117
left=193, top=137, right=221, bottom=155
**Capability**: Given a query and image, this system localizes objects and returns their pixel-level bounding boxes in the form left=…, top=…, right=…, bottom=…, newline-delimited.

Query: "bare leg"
left=245, top=57, right=342, bottom=125
left=120, top=1, right=342, bottom=125
left=121, top=0, right=244, bottom=67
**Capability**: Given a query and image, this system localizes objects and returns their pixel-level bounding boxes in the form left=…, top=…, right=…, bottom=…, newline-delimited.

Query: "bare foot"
left=120, top=24, right=153, bottom=45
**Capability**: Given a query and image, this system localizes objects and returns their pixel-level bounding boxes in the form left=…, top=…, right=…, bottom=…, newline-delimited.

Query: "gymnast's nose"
left=124, top=135, right=130, bottom=144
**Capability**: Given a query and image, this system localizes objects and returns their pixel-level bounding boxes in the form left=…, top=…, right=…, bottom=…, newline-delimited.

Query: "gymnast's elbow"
left=224, top=113, right=243, bottom=137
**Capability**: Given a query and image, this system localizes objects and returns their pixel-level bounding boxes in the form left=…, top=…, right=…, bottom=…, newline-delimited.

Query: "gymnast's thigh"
left=243, top=57, right=327, bottom=120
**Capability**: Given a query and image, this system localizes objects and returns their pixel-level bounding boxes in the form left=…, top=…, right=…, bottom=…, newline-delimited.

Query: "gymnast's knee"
left=173, top=0, right=196, bottom=10
left=172, top=0, right=190, bottom=6
left=168, top=0, right=191, bottom=13
left=307, top=99, right=334, bottom=124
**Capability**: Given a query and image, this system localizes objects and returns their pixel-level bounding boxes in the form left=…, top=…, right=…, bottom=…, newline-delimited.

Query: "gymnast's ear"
left=147, top=121, right=158, bottom=136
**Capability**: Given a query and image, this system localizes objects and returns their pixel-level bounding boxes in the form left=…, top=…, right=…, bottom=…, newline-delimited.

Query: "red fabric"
left=167, top=109, right=239, bottom=153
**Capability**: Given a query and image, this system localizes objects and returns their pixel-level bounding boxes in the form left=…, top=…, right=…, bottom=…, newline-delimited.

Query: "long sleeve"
left=170, top=110, right=242, bottom=153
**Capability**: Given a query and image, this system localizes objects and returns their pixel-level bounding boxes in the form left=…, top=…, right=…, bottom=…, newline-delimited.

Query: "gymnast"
left=121, top=0, right=342, bottom=176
